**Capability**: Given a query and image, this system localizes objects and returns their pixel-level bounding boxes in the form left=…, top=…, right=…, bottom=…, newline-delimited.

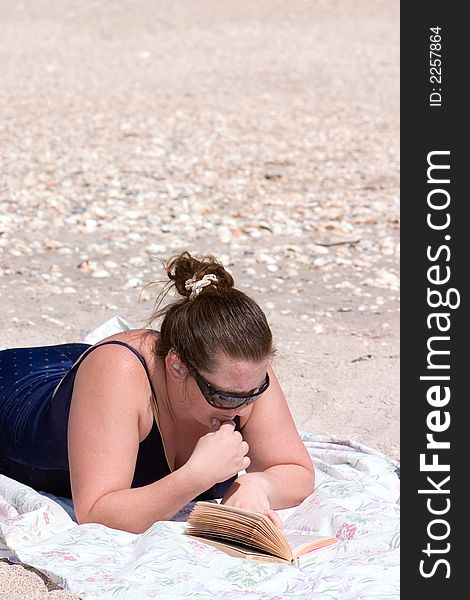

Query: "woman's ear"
left=165, top=351, right=188, bottom=381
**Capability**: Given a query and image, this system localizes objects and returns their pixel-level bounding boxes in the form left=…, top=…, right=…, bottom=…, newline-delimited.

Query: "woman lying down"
left=0, top=251, right=315, bottom=533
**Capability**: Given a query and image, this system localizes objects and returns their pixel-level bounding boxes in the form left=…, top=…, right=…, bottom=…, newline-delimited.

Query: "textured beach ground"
left=0, top=1, right=399, bottom=596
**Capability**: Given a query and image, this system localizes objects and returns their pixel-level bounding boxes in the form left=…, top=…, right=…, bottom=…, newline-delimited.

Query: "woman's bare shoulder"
left=93, top=328, right=160, bottom=358
left=72, top=328, right=161, bottom=405
left=72, top=329, right=161, bottom=440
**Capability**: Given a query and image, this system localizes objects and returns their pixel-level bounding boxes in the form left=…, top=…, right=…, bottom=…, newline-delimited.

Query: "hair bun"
left=166, top=251, right=234, bottom=298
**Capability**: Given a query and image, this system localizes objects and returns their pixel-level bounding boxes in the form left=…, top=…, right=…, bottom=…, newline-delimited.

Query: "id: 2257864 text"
left=429, top=26, right=443, bottom=107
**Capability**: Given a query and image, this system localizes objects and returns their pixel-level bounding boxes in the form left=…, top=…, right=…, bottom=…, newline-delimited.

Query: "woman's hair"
left=146, top=251, right=276, bottom=374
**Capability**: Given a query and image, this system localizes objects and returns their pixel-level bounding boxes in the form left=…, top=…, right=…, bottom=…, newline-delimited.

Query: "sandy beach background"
left=0, top=0, right=399, bottom=596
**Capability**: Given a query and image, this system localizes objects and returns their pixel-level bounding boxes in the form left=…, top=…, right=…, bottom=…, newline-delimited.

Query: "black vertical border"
left=401, top=2, right=465, bottom=595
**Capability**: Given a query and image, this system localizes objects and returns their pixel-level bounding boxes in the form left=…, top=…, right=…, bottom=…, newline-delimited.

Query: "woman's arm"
left=83, top=464, right=209, bottom=533
left=68, top=345, right=210, bottom=533
left=68, top=345, right=250, bottom=533
left=222, top=365, right=315, bottom=511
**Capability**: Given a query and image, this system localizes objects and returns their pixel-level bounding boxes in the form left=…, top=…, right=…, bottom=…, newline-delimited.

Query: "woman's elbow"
left=299, top=463, right=315, bottom=501
left=308, top=468, right=316, bottom=495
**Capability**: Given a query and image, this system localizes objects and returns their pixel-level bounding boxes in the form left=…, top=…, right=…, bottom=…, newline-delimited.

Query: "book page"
left=186, top=502, right=292, bottom=560
left=188, top=536, right=292, bottom=564
left=283, top=529, right=337, bottom=558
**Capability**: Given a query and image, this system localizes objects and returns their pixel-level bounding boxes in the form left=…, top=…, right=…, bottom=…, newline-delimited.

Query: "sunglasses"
left=193, top=370, right=270, bottom=409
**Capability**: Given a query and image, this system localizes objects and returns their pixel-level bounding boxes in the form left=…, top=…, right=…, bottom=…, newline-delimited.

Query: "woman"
left=0, top=251, right=314, bottom=534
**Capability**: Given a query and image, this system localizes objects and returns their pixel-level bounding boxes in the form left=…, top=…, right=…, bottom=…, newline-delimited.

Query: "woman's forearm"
left=246, top=464, right=315, bottom=509
left=81, top=464, right=209, bottom=534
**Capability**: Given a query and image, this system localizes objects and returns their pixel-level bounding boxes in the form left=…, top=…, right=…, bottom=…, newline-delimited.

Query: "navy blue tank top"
left=0, top=340, right=238, bottom=501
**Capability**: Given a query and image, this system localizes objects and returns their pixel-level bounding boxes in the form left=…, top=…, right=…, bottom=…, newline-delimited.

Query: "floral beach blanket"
left=0, top=434, right=399, bottom=600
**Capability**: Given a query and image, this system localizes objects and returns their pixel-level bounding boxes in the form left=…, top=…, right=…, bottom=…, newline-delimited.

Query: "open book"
left=184, top=501, right=337, bottom=564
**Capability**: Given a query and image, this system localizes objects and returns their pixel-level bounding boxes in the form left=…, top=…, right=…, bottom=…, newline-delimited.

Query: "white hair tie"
left=185, top=273, right=218, bottom=299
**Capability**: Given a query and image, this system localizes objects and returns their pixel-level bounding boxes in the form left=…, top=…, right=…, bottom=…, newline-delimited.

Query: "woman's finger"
left=240, top=440, right=249, bottom=455
left=264, top=509, right=283, bottom=530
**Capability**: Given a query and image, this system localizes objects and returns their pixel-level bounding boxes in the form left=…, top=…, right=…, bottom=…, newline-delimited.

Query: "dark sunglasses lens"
left=211, top=396, right=245, bottom=409
left=210, top=390, right=264, bottom=409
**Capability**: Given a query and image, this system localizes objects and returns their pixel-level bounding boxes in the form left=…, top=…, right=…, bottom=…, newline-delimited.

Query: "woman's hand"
left=185, top=420, right=250, bottom=489
left=220, top=472, right=283, bottom=530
